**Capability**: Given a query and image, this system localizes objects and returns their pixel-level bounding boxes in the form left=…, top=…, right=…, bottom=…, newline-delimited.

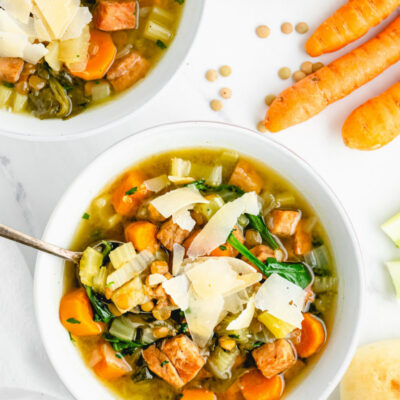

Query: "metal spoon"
left=0, top=223, right=122, bottom=264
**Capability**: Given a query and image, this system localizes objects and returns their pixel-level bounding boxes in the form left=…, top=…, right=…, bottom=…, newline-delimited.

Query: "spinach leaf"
left=185, top=179, right=244, bottom=202
left=246, top=214, right=279, bottom=250
left=85, top=286, right=114, bottom=323
left=103, top=333, right=143, bottom=355
left=227, top=233, right=311, bottom=288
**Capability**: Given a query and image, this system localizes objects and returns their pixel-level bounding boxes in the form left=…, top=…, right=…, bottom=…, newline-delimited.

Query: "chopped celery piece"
left=194, top=194, right=224, bottom=221
left=275, top=192, right=296, bottom=207
left=220, top=150, right=239, bottom=165
left=386, top=261, right=400, bottom=298
left=304, top=245, right=330, bottom=272
left=207, top=346, right=239, bottom=380
left=170, top=157, right=191, bottom=177
left=109, top=316, right=137, bottom=341
left=92, top=267, right=108, bottom=294
left=382, top=213, right=400, bottom=247
left=12, top=92, right=28, bottom=112
left=109, top=242, right=136, bottom=269
left=258, top=311, right=296, bottom=338
left=91, top=81, right=111, bottom=102
left=141, top=327, right=157, bottom=344
left=206, top=165, right=223, bottom=186
left=313, top=276, right=337, bottom=293
left=0, top=86, right=13, bottom=108
left=149, top=6, right=174, bottom=26
left=79, top=247, right=103, bottom=286
left=143, top=19, right=172, bottom=43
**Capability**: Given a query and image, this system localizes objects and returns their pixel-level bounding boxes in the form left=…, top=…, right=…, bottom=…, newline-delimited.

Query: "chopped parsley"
left=160, top=360, right=169, bottom=367
left=66, top=317, right=81, bottom=324
left=174, top=0, right=184, bottom=4
left=179, top=323, right=188, bottom=333
left=253, top=341, right=264, bottom=349
left=101, top=240, right=113, bottom=257
left=103, top=333, right=143, bottom=355
left=82, top=212, right=90, bottom=220
left=2, top=82, right=14, bottom=88
left=219, top=245, right=227, bottom=251
left=228, top=334, right=240, bottom=339
left=125, top=187, right=138, bottom=195
left=156, top=40, right=167, bottom=49
left=106, top=281, right=115, bottom=287
left=68, top=332, right=75, bottom=343
left=115, top=353, right=122, bottom=359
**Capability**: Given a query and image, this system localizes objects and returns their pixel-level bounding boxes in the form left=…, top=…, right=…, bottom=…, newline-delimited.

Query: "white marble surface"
left=0, top=0, right=400, bottom=399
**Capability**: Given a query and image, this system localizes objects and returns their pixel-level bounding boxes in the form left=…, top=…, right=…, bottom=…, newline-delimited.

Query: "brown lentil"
left=257, top=121, right=267, bottom=133
left=219, top=87, right=232, bottom=99
left=141, top=300, right=155, bottom=312
left=219, top=65, right=232, bottom=77
left=293, top=70, right=306, bottom=82
left=205, top=69, right=218, bottom=82
left=153, top=327, right=170, bottom=338
left=312, top=62, right=324, bottom=72
left=210, top=99, right=223, bottom=112
left=295, top=22, right=309, bottom=34
left=28, top=75, right=46, bottom=91
left=218, top=336, right=237, bottom=351
left=281, top=22, right=293, bottom=34
left=152, top=300, right=171, bottom=321
left=256, top=25, right=270, bottom=39
left=300, top=61, right=313, bottom=75
left=278, top=67, right=291, bottom=80
left=265, top=94, right=276, bottom=106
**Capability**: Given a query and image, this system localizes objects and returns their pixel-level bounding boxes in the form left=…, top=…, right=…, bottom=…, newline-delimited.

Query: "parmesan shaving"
left=23, top=42, right=47, bottom=63
left=226, top=297, right=255, bottom=330
left=168, top=176, right=195, bottom=184
left=162, top=274, right=190, bottom=310
left=0, top=9, right=29, bottom=36
left=62, top=5, right=92, bottom=40
left=148, top=273, right=167, bottom=286
left=150, top=187, right=208, bottom=218
left=185, top=287, right=224, bottom=348
left=144, top=175, right=170, bottom=193
left=45, top=41, right=61, bottom=71
left=0, top=0, right=32, bottom=24
left=255, top=273, right=306, bottom=328
left=187, top=192, right=260, bottom=258
left=172, top=243, right=185, bottom=276
left=0, top=32, right=27, bottom=58
left=172, top=206, right=196, bottom=232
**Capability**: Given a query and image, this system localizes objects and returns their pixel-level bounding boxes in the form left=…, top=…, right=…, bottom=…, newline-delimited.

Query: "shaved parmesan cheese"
left=187, top=192, right=260, bottom=258
left=0, top=0, right=32, bottom=24
left=148, top=273, right=167, bottom=286
left=172, top=243, right=185, bottom=276
left=172, top=206, right=196, bottom=232
left=150, top=188, right=208, bottom=218
left=23, top=42, right=47, bottom=63
left=0, top=9, right=28, bottom=36
left=227, top=297, right=255, bottom=330
left=168, top=176, right=195, bottom=185
left=186, top=258, right=241, bottom=299
left=255, top=273, right=306, bottom=328
left=45, top=41, right=61, bottom=71
left=162, top=274, right=190, bottom=310
left=144, top=175, right=170, bottom=193
left=224, top=292, right=246, bottom=314
left=186, top=287, right=224, bottom=348
left=62, top=6, right=91, bottom=40
left=32, top=11, right=52, bottom=42
left=0, top=32, right=26, bottom=58
left=33, top=0, right=78, bottom=39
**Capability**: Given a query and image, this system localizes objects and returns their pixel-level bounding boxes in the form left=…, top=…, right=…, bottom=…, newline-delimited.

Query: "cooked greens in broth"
left=0, top=0, right=184, bottom=119
left=60, top=149, right=337, bottom=399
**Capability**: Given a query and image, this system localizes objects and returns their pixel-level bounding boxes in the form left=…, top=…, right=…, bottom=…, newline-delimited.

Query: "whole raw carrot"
left=342, top=81, right=400, bottom=150
left=265, top=17, right=400, bottom=133
left=306, top=0, right=400, bottom=57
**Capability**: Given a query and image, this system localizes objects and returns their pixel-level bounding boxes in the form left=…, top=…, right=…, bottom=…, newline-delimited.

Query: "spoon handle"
left=0, top=223, right=81, bottom=264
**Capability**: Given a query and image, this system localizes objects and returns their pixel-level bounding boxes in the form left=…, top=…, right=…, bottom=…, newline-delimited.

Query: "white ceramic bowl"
left=34, top=122, right=364, bottom=400
left=0, top=2, right=205, bottom=141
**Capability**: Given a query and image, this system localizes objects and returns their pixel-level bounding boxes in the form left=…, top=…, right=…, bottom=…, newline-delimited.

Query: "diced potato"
left=194, top=194, right=224, bottom=221
left=59, top=25, right=90, bottom=71
left=111, top=276, right=148, bottom=313
left=258, top=311, right=296, bottom=339
left=12, top=92, right=28, bottom=112
left=109, top=242, right=136, bottom=269
left=0, top=85, right=13, bottom=108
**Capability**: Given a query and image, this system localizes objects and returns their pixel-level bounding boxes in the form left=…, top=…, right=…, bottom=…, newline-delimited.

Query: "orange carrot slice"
left=294, top=313, right=326, bottom=358
left=125, top=221, right=158, bottom=252
left=181, top=388, right=216, bottom=400
left=240, top=370, right=284, bottom=400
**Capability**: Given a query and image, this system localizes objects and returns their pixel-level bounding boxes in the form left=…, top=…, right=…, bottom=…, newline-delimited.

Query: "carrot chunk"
left=125, top=221, right=158, bottom=252
left=71, top=30, right=116, bottom=81
left=112, top=170, right=150, bottom=216
left=240, top=370, right=284, bottom=400
left=210, top=226, right=244, bottom=257
left=91, top=342, right=132, bottom=380
left=294, top=313, right=326, bottom=358
left=229, top=160, right=263, bottom=194
left=181, top=388, right=216, bottom=400
left=59, top=288, right=105, bottom=336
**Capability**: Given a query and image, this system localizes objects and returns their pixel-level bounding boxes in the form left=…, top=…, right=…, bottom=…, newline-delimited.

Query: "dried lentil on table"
left=281, top=22, right=293, bottom=34
left=278, top=67, right=291, bottom=80
left=295, top=22, right=309, bottom=34
left=256, top=25, right=270, bottom=38
left=220, top=87, right=232, bottom=99
left=219, top=65, right=232, bottom=77
left=210, top=99, right=223, bottom=111
left=265, top=94, right=276, bottom=106
left=205, top=69, right=218, bottom=82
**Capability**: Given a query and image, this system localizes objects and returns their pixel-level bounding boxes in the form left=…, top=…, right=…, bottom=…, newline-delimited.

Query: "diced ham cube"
left=161, top=335, right=205, bottom=384
left=94, top=0, right=137, bottom=31
left=157, top=218, right=191, bottom=251
left=268, top=210, right=301, bottom=237
left=252, top=339, right=296, bottom=379
left=228, top=160, right=263, bottom=194
left=0, top=57, right=24, bottom=83
left=107, top=51, right=150, bottom=91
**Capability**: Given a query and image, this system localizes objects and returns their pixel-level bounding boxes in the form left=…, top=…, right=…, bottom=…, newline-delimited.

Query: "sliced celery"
left=220, top=150, right=239, bottom=165
left=304, top=245, right=330, bottom=271
left=313, top=276, right=338, bottom=293
left=382, top=213, right=400, bottom=247
left=194, top=194, right=224, bottom=221
left=143, top=19, right=173, bottom=43
left=92, top=267, right=108, bottom=294
left=275, top=192, right=296, bottom=207
left=109, top=316, right=137, bottom=341
left=170, top=157, right=191, bottom=177
left=79, top=247, right=103, bottom=286
left=12, top=92, right=28, bottom=112
left=207, top=346, right=239, bottom=380
left=206, top=165, right=223, bottom=186
left=109, top=242, right=136, bottom=269
left=0, top=86, right=13, bottom=108
left=386, top=261, right=400, bottom=298
left=149, top=6, right=174, bottom=26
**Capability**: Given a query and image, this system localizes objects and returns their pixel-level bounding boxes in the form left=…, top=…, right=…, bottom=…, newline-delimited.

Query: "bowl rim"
left=33, top=121, right=365, bottom=400
left=0, top=2, right=206, bottom=142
